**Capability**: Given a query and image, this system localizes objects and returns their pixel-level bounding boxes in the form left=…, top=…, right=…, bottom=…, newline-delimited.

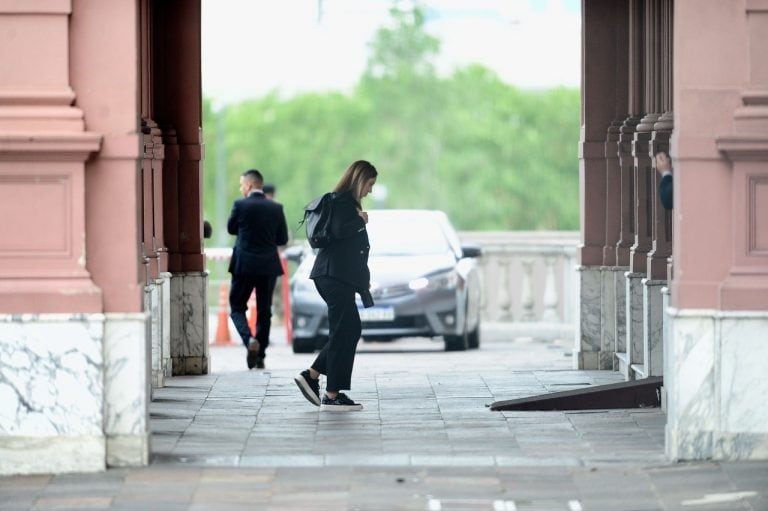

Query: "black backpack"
left=301, top=192, right=335, bottom=249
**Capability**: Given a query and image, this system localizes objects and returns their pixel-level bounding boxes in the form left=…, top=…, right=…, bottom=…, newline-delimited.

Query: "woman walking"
left=294, top=160, right=378, bottom=411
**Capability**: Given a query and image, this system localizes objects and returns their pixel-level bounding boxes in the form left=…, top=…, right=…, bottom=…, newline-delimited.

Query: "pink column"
left=577, top=0, right=629, bottom=370
left=0, top=0, right=102, bottom=313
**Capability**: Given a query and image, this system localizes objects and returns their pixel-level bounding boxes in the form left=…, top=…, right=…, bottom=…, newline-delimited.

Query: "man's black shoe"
left=294, top=370, right=320, bottom=406
left=320, top=393, right=363, bottom=412
left=246, top=338, right=261, bottom=369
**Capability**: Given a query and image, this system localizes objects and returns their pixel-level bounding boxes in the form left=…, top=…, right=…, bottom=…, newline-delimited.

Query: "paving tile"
left=5, top=341, right=767, bottom=510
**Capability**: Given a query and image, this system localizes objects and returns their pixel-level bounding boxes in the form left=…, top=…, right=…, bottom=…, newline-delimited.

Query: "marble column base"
left=613, top=268, right=628, bottom=354
left=0, top=312, right=152, bottom=474
left=170, top=272, right=209, bottom=376
left=103, top=313, right=150, bottom=468
left=160, top=272, right=172, bottom=379
left=665, top=309, right=768, bottom=460
left=148, top=273, right=172, bottom=389
left=0, top=435, right=105, bottom=475
left=599, top=267, right=616, bottom=370
left=625, top=272, right=645, bottom=379
left=147, top=282, right=163, bottom=389
left=574, top=266, right=601, bottom=369
left=0, top=314, right=106, bottom=475
left=661, top=286, right=670, bottom=411
left=107, top=433, right=149, bottom=467
left=642, top=279, right=665, bottom=376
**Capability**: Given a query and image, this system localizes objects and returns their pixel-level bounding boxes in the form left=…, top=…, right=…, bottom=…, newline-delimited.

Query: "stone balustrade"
left=458, top=231, right=579, bottom=342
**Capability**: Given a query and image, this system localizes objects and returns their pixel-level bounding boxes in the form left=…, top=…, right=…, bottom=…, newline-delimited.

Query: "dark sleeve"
left=331, top=200, right=365, bottom=239
left=275, top=205, right=289, bottom=246
left=659, top=175, right=673, bottom=210
left=227, top=202, right=238, bottom=235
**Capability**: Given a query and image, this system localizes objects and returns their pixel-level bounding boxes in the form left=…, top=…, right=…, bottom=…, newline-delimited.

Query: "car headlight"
left=408, top=270, right=458, bottom=292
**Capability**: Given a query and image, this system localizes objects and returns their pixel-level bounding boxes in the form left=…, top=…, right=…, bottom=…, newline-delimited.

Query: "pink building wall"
left=672, top=0, right=768, bottom=311
left=0, top=0, right=103, bottom=313
left=71, top=0, right=144, bottom=313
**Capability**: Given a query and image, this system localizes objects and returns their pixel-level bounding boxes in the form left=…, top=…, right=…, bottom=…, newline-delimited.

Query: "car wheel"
left=444, top=333, right=468, bottom=351
left=467, top=326, right=480, bottom=350
left=292, top=336, right=317, bottom=353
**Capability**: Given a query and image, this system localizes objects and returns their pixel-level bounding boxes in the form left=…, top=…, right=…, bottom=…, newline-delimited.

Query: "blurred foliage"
left=202, top=5, right=580, bottom=245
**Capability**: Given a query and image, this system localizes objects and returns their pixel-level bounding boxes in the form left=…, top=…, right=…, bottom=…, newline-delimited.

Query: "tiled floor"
left=2, top=332, right=767, bottom=510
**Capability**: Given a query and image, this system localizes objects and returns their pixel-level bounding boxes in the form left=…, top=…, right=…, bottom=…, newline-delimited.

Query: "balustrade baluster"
left=520, top=259, right=535, bottom=322
left=542, top=256, right=560, bottom=322
left=498, top=257, right=513, bottom=321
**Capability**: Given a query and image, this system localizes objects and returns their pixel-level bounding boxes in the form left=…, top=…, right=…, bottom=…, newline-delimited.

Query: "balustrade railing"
left=458, top=231, right=579, bottom=341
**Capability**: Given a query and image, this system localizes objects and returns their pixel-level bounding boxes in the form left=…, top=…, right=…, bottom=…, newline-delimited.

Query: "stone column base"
left=614, top=268, right=628, bottom=354
left=103, top=313, right=150, bottom=468
left=599, top=267, right=616, bottom=370
left=0, top=312, right=150, bottom=474
left=641, top=279, right=665, bottom=377
left=665, top=309, right=768, bottom=460
left=625, top=272, right=645, bottom=379
left=170, top=272, right=209, bottom=375
left=574, top=266, right=601, bottom=369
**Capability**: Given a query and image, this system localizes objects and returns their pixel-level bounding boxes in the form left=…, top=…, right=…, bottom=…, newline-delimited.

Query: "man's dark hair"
left=263, top=183, right=276, bottom=195
left=653, top=149, right=670, bottom=158
left=242, top=169, right=264, bottom=186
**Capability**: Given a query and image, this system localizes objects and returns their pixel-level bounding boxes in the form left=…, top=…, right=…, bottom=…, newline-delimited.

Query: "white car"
left=287, top=209, right=482, bottom=353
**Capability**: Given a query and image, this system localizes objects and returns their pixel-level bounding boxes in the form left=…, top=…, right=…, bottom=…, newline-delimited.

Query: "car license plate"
left=359, top=306, right=395, bottom=322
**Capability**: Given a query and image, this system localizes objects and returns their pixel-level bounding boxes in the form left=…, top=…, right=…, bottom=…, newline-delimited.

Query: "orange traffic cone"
left=247, top=289, right=257, bottom=337
left=213, top=282, right=235, bottom=345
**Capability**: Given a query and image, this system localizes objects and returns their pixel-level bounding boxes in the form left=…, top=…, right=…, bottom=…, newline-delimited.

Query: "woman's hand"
left=358, top=210, right=369, bottom=224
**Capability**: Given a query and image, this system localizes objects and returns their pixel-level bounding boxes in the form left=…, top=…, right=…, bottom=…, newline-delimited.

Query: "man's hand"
left=655, top=152, right=673, bottom=175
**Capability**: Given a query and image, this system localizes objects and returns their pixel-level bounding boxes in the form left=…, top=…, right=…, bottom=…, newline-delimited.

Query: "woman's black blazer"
left=309, top=191, right=370, bottom=293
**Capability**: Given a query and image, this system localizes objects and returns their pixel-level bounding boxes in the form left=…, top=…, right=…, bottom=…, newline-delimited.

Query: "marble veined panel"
left=160, top=273, right=172, bottom=378
left=626, top=273, right=645, bottom=366
left=182, top=272, right=208, bottom=358
left=720, top=316, right=768, bottom=433
left=669, top=314, right=716, bottom=434
left=0, top=314, right=104, bottom=436
left=170, top=274, right=184, bottom=361
left=600, top=268, right=616, bottom=358
left=576, top=266, right=601, bottom=354
left=614, top=269, right=627, bottom=353
left=103, top=314, right=149, bottom=436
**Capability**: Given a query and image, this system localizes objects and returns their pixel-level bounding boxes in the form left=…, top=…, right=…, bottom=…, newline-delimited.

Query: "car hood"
left=367, top=253, right=456, bottom=286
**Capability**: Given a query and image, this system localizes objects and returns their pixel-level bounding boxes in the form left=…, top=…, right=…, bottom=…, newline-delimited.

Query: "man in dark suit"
left=656, top=150, right=673, bottom=210
left=228, top=169, right=289, bottom=369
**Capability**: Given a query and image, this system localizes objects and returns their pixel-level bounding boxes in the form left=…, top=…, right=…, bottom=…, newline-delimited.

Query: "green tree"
left=201, top=2, right=581, bottom=247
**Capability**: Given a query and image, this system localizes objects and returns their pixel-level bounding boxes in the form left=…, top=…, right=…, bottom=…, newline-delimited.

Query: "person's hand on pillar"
left=655, top=151, right=673, bottom=210
left=655, top=151, right=673, bottom=176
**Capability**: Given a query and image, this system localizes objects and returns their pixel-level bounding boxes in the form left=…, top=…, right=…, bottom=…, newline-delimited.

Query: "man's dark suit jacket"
left=659, top=174, right=673, bottom=210
left=227, top=192, right=289, bottom=276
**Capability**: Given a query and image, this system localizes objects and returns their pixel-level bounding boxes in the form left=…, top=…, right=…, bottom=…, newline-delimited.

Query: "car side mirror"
left=461, top=244, right=482, bottom=258
left=283, top=244, right=305, bottom=264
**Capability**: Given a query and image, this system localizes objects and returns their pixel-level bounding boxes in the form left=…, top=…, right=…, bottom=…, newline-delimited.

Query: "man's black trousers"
left=311, top=277, right=361, bottom=392
left=229, top=273, right=277, bottom=357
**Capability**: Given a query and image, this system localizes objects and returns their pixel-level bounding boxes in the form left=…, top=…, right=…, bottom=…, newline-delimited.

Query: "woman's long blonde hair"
left=334, top=160, right=378, bottom=203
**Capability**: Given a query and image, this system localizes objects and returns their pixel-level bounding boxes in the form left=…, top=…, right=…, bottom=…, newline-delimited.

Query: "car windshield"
left=368, top=213, right=450, bottom=256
